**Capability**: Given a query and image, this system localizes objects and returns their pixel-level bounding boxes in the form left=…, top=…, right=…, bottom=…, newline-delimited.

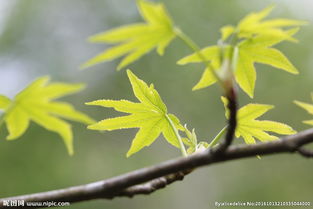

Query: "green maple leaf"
left=177, top=45, right=223, bottom=90
left=294, top=93, right=313, bottom=126
left=81, top=0, right=176, bottom=70
left=234, top=28, right=300, bottom=97
left=221, top=6, right=307, bottom=41
left=178, top=24, right=302, bottom=97
left=0, top=77, right=94, bottom=155
left=221, top=97, right=296, bottom=144
left=86, top=70, right=184, bottom=157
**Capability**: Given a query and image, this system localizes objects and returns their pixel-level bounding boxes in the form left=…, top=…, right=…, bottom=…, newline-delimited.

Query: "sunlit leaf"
left=86, top=70, right=184, bottom=157
left=177, top=46, right=221, bottom=66
left=220, top=25, right=235, bottom=41
left=81, top=0, right=176, bottom=70
left=222, top=97, right=296, bottom=144
left=0, top=95, right=11, bottom=109
left=294, top=94, right=313, bottom=126
left=237, top=6, right=307, bottom=40
left=235, top=31, right=299, bottom=97
left=182, top=125, right=196, bottom=152
left=179, top=27, right=301, bottom=97
left=178, top=6, right=304, bottom=97
left=0, top=77, right=94, bottom=155
left=177, top=45, right=225, bottom=90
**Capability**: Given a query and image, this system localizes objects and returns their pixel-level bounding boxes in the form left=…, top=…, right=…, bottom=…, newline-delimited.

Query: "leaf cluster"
left=83, top=2, right=307, bottom=156
left=179, top=6, right=306, bottom=97
left=2, top=1, right=308, bottom=157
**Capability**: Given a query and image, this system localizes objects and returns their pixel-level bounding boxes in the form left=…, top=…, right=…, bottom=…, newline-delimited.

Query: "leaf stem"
left=165, top=114, right=187, bottom=157
left=174, top=28, right=225, bottom=91
left=208, top=125, right=228, bottom=148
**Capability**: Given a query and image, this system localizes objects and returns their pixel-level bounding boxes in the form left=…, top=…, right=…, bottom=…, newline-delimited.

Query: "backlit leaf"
left=81, top=0, right=176, bottom=70
left=237, top=6, right=307, bottom=40
left=0, top=95, right=11, bottom=109
left=177, top=45, right=226, bottom=90
left=178, top=7, right=303, bottom=97
left=234, top=32, right=299, bottom=97
left=294, top=95, right=313, bottom=126
left=222, top=97, right=296, bottom=144
left=220, top=25, right=235, bottom=41
left=0, top=77, right=94, bottom=155
left=86, top=70, right=184, bottom=157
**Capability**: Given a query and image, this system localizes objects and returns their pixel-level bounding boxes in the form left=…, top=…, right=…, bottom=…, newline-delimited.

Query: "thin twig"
left=297, top=147, right=313, bottom=158
left=108, top=169, right=192, bottom=199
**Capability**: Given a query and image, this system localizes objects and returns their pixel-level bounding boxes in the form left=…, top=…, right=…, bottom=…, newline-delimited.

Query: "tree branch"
left=1, top=129, right=313, bottom=208
left=108, top=169, right=192, bottom=199
left=297, top=147, right=313, bottom=158
left=216, top=88, right=238, bottom=153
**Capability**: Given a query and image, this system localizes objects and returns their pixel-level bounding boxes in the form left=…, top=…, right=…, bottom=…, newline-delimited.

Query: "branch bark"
left=1, top=128, right=313, bottom=208
left=216, top=88, right=237, bottom=153
left=297, top=147, right=313, bottom=158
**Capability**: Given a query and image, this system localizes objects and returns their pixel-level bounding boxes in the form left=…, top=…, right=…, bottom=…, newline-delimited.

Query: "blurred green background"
left=0, top=0, right=312, bottom=208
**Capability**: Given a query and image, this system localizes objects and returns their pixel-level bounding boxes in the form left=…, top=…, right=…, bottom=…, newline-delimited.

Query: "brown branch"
left=1, top=128, right=313, bottom=208
left=216, top=87, right=238, bottom=153
left=297, top=147, right=313, bottom=158
left=109, top=169, right=192, bottom=199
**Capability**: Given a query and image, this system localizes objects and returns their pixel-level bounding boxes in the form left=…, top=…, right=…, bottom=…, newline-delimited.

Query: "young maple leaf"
left=233, top=28, right=300, bottom=97
left=221, top=6, right=307, bottom=41
left=86, top=70, right=184, bottom=157
left=178, top=25, right=303, bottom=98
left=221, top=97, right=296, bottom=144
left=81, top=0, right=176, bottom=70
left=0, top=77, right=94, bottom=155
left=294, top=93, right=313, bottom=126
